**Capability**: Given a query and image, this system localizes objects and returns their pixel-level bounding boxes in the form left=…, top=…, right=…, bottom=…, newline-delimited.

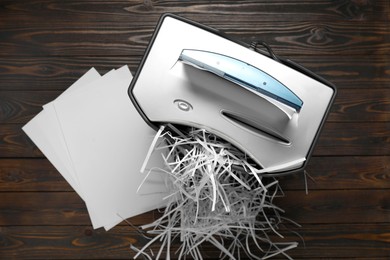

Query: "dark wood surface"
left=1, top=0, right=389, bottom=259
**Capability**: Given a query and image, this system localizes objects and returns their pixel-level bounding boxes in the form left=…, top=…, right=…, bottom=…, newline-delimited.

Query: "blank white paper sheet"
left=23, top=65, right=168, bottom=230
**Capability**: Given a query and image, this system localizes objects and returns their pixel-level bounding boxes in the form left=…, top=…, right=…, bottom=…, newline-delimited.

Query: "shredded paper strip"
left=132, top=125, right=299, bottom=259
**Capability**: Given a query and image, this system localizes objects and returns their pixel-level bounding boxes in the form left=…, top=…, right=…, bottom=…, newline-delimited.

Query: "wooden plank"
left=280, top=156, right=390, bottom=190
left=0, top=226, right=137, bottom=260
left=0, top=224, right=389, bottom=259
left=287, top=223, right=390, bottom=258
left=0, top=55, right=388, bottom=91
left=276, top=189, right=390, bottom=224
left=1, top=122, right=388, bottom=158
left=0, top=0, right=387, bottom=25
left=0, top=91, right=57, bottom=124
left=314, top=122, right=390, bottom=156
left=0, top=192, right=157, bottom=226
left=0, top=190, right=388, bottom=226
left=1, top=88, right=389, bottom=124
left=0, top=125, right=43, bottom=158
left=0, top=20, right=389, bottom=57
left=0, top=159, right=72, bottom=192
left=329, top=89, right=390, bottom=122
left=289, top=55, right=390, bottom=90
left=0, top=191, right=89, bottom=226
left=0, top=57, right=140, bottom=91
left=1, top=157, right=389, bottom=192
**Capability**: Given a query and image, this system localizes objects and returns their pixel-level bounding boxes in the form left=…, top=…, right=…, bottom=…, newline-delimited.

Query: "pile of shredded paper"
left=132, top=125, right=299, bottom=259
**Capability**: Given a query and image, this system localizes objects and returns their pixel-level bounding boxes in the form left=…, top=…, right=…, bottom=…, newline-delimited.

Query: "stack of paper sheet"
left=23, top=65, right=168, bottom=230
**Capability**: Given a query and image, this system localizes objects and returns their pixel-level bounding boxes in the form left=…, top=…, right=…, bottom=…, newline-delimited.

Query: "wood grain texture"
left=283, top=156, right=390, bottom=190
left=0, top=190, right=388, bottom=226
left=0, top=20, right=389, bottom=57
left=0, top=224, right=389, bottom=259
left=277, top=190, right=390, bottom=224
left=0, top=1, right=388, bottom=57
left=1, top=0, right=388, bottom=24
left=0, top=125, right=42, bottom=158
left=0, top=159, right=72, bottom=192
left=0, top=0, right=389, bottom=259
left=315, top=122, right=390, bottom=156
left=0, top=192, right=157, bottom=226
left=0, top=91, right=58, bottom=124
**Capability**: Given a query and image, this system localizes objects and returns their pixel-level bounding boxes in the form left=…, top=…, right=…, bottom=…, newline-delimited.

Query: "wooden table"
left=1, top=1, right=389, bottom=259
